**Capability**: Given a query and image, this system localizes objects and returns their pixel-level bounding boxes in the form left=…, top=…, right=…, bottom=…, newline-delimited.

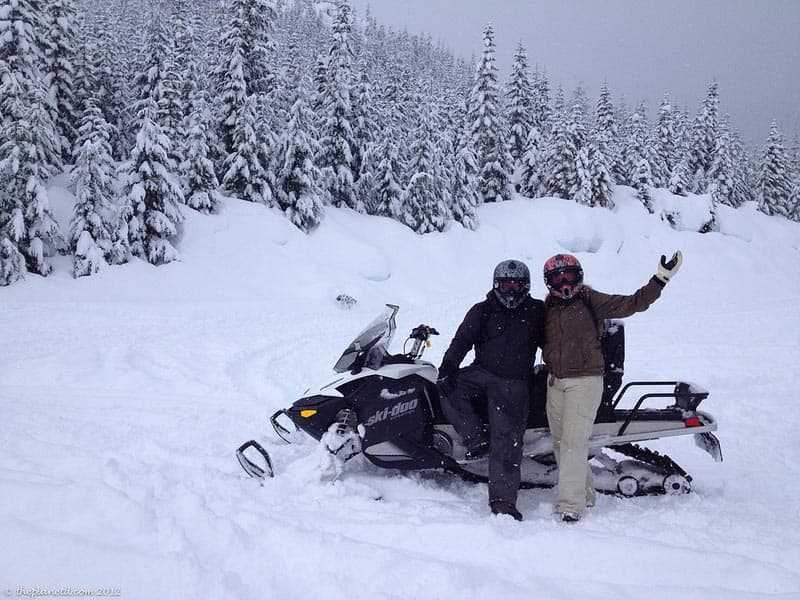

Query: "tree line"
left=1, top=0, right=798, bottom=285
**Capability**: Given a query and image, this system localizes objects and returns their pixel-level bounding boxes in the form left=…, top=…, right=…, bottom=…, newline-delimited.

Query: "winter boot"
left=559, top=511, right=580, bottom=523
left=490, top=501, right=523, bottom=521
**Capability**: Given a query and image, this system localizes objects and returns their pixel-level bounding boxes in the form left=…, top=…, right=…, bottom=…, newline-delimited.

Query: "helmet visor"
left=550, top=272, right=580, bottom=286
left=498, top=279, right=523, bottom=293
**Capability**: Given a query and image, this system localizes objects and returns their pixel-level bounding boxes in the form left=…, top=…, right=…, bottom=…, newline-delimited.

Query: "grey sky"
left=350, top=0, right=800, bottom=146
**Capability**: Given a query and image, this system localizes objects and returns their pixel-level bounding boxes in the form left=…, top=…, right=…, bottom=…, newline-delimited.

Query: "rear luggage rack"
left=610, top=381, right=710, bottom=436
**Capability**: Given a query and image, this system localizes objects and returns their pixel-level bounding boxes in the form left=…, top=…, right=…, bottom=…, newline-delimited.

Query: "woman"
left=541, top=251, right=682, bottom=522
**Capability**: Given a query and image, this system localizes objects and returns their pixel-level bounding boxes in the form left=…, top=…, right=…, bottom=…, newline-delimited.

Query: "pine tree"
left=183, top=95, right=222, bottom=214
left=374, top=138, right=405, bottom=221
left=222, top=94, right=271, bottom=204
left=450, top=140, right=479, bottom=230
left=121, top=99, right=184, bottom=265
left=69, top=100, right=121, bottom=277
left=594, top=82, right=620, bottom=183
left=728, top=127, right=752, bottom=207
left=403, top=97, right=449, bottom=233
left=654, top=93, right=679, bottom=181
left=530, top=68, right=552, bottom=134
left=669, top=157, right=691, bottom=196
left=215, top=2, right=249, bottom=158
left=634, top=158, right=654, bottom=213
left=505, top=43, right=534, bottom=172
left=0, top=2, right=55, bottom=283
left=518, top=125, right=545, bottom=198
left=42, top=0, right=80, bottom=164
left=275, top=87, right=324, bottom=232
left=686, top=80, right=720, bottom=193
left=351, top=55, right=376, bottom=188
left=788, top=182, right=800, bottom=222
left=318, top=0, right=359, bottom=211
left=0, top=70, right=63, bottom=280
left=621, top=103, right=649, bottom=185
left=757, top=121, right=793, bottom=217
left=543, top=101, right=585, bottom=199
left=573, top=140, right=614, bottom=208
left=468, top=24, right=512, bottom=202
left=240, top=0, right=277, bottom=96
left=707, top=118, right=737, bottom=207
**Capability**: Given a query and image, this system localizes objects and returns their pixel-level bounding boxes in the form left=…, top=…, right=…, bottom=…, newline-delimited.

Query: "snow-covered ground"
left=2, top=189, right=800, bottom=600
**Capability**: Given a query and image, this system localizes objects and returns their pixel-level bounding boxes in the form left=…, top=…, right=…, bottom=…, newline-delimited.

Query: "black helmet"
left=493, top=259, right=530, bottom=309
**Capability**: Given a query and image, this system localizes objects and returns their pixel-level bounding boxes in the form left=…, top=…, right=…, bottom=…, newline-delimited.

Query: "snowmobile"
left=237, top=304, right=722, bottom=496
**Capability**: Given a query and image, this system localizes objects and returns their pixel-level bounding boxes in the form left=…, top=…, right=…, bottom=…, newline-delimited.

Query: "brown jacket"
left=543, top=276, right=664, bottom=379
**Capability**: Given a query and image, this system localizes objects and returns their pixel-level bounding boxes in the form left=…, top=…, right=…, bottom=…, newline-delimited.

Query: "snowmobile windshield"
left=333, top=304, right=399, bottom=373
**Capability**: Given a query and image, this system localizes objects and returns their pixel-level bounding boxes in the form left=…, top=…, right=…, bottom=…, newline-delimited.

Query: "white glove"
left=656, top=251, right=682, bottom=284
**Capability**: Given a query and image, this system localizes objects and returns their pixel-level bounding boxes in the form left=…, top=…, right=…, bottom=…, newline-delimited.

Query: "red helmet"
left=543, top=254, right=584, bottom=300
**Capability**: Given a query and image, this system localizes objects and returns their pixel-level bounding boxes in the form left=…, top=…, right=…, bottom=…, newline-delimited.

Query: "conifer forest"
left=1, top=0, right=799, bottom=285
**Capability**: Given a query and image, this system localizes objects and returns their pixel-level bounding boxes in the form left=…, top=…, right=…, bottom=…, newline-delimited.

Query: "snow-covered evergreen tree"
left=654, top=93, right=679, bottom=182
left=43, top=0, right=79, bottom=164
left=621, top=102, right=648, bottom=184
left=594, top=82, right=620, bottom=183
left=505, top=43, right=534, bottom=172
left=222, top=94, right=271, bottom=204
left=403, top=108, right=449, bottom=233
left=707, top=117, right=737, bottom=207
left=467, top=24, right=512, bottom=202
left=121, top=98, right=184, bottom=265
left=788, top=182, right=800, bottom=222
left=351, top=55, right=376, bottom=190
left=374, top=138, right=405, bottom=221
left=275, top=82, right=324, bottom=232
left=182, top=96, right=222, bottom=214
left=68, top=100, right=121, bottom=276
left=634, top=157, right=654, bottom=213
left=543, top=101, right=585, bottom=199
left=573, top=140, right=614, bottom=208
left=686, top=80, right=720, bottom=193
left=530, top=68, right=552, bottom=133
left=669, top=157, right=691, bottom=196
left=318, top=0, right=360, bottom=211
left=450, top=140, right=479, bottom=230
left=215, top=1, right=249, bottom=159
left=0, top=70, right=63, bottom=280
left=518, top=125, right=545, bottom=198
left=757, top=121, right=793, bottom=217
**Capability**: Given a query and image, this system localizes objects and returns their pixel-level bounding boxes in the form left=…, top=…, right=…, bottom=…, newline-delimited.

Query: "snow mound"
left=2, top=185, right=800, bottom=599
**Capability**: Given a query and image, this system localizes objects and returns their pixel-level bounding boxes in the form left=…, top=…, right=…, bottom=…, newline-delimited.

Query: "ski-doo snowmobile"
left=237, top=305, right=722, bottom=496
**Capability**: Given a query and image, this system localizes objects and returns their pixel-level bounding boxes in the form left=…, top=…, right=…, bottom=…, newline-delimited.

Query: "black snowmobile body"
left=238, top=305, right=722, bottom=496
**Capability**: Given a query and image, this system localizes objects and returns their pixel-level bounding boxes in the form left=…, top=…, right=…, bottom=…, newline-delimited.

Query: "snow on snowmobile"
left=237, top=304, right=722, bottom=496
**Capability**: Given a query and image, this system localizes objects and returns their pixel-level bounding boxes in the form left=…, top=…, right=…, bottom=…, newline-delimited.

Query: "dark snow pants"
left=440, top=365, right=529, bottom=505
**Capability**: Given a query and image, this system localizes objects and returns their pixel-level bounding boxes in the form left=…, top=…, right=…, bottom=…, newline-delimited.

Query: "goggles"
left=550, top=271, right=580, bottom=286
left=498, top=279, right=524, bottom=293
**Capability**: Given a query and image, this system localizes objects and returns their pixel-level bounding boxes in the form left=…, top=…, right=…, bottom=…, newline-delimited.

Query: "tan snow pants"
left=546, top=375, right=604, bottom=516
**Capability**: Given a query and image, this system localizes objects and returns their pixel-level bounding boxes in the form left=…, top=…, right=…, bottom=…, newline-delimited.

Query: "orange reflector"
left=684, top=416, right=701, bottom=427
left=300, top=409, right=317, bottom=418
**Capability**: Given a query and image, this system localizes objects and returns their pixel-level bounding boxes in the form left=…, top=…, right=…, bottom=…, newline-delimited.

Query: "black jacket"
left=439, top=292, right=545, bottom=380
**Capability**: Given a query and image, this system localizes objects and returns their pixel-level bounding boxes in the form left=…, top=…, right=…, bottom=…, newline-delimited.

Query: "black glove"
left=656, top=250, right=682, bottom=284
left=437, top=362, right=459, bottom=381
left=438, top=377, right=457, bottom=399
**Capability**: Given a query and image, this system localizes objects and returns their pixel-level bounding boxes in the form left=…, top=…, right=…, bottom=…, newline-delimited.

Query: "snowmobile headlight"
left=300, top=409, right=318, bottom=418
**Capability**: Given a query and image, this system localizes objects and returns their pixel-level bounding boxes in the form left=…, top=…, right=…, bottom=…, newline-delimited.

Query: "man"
left=438, top=259, right=544, bottom=521
left=542, top=251, right=682, bottom=522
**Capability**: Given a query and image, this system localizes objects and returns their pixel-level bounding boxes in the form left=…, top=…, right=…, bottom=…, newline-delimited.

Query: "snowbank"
left=2, top=188, right=800, bottom=600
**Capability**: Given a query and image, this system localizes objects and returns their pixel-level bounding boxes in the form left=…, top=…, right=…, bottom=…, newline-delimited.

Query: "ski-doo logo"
left=365, top=397, right=419, bottom=427
left=380, top=387, right=414, bottom=401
